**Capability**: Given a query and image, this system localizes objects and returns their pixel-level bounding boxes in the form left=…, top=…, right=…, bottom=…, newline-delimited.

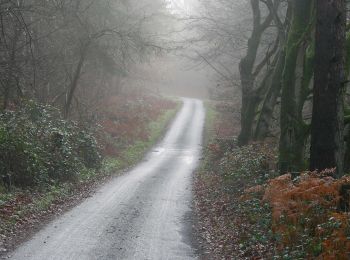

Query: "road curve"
left=7, top=98, right=205, bottom=260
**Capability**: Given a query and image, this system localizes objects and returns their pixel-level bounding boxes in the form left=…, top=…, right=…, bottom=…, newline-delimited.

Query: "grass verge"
left=103, top=105, right=180, bottom=170
left=203, top=101, right=217, bottom=145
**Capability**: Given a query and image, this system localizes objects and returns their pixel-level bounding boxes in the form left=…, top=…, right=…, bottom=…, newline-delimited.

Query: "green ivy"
left=0, top=101, right=102, bottom=187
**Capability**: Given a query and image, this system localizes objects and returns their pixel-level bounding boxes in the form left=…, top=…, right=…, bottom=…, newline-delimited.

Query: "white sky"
left=166, top=0, right=195, bottom=15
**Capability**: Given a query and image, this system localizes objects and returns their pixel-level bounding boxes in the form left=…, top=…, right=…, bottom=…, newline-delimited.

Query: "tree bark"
left=2, top=28, right=20, bottom=110
left=279, top=0, right=312, bottom=173
left=64, top=42, right=89, bottom=119
left=237, top=0, right=273, bottom=146
left=255, top=49, right=285, bottom=140
left=310, top=0, right=346, bottom=177
left=254, top=0, right=290, bottom=141
left=342, top=34, right=350, bottom=172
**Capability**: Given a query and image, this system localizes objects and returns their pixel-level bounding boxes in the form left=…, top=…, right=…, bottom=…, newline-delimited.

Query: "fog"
left=0, top=0, right=246, bottom=114
left=123, top=0, right=212, bottom=99
left=1, top=0, right=348, bottom=259
left=124, top=55, right=210, bottom=98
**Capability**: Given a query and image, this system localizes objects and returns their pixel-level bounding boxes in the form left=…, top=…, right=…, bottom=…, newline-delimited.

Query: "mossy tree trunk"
left=342, top=33, right=350, bottom=172
left=279, top=0, right=313, bottom=173
left=255, top=49, right=285, bottom=140
left=238, top=0, right=275, bottom=146
left=310, top=0, right=346, bottom=177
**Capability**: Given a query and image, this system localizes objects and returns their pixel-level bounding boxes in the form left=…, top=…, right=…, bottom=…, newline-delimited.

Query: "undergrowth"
left=195, top=140, right=277, bottom=259
left=196, top=101, right=350, bottom=259
left=195, top=101, right=277, bottom=258
left=261, top=171, right=350, bottom=259
left=0, top=100, right=101, bottom=187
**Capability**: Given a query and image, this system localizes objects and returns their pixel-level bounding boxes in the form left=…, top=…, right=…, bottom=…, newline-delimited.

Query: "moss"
left=299, top=40, right=315, bottom=113
left=345, top=32, right=350, bottom=76
left=279, top=0, right=314, bottom=173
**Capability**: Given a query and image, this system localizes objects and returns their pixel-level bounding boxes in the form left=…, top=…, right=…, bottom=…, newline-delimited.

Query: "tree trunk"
left=279, top=0, right=312, bottom=173
left=64, top=43, right=89, bottom=119
left=2, top=29, right=20, bottom=110
left=254, top=1, right=290, bottom=141
left=237, top=0, right=273, bottom=146
left=255, top=49, right=285, bottom=140
left=310, top=0, right=346, bottom=177
left=239, top=90, right=260, bottom=145
left=342, top=34, right=350, bottom=172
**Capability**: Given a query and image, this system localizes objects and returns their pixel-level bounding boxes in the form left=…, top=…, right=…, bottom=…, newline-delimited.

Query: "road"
left=7, top=98, right=205, bottom=260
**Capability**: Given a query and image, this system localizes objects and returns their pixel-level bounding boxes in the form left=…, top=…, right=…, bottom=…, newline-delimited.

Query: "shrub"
left=214, top=142, right=276, bottom=185
left=263, top=171, right=350, bottom=258
left=0, top=101, right=102, bottom=187
left=73, top=128, right=102, bottom=169
left=0, top=125, right=47, bottom=186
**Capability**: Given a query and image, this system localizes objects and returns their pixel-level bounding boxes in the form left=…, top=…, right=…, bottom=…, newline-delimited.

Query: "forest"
left=193, top=0, right=350, bottom=258
left=0, top=0, right=350, bottom=259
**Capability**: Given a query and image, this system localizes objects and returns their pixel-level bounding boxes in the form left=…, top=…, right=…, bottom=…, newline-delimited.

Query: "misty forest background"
left=1, top=0, right=350, bottom=258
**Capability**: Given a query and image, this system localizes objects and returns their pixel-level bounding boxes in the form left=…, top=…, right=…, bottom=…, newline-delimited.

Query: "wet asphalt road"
left=7, top=98, right=205, bottom=260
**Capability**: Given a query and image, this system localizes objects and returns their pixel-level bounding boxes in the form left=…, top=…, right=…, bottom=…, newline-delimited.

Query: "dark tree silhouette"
left=310, top=0, right=346, bottom=177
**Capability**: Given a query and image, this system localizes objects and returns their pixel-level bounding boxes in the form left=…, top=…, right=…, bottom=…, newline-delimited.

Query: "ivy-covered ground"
left=194, top=101, right=350, bottom=259
left=0, top=94, right=179, bottom=255
left=194, top=101, right=278, bottom=259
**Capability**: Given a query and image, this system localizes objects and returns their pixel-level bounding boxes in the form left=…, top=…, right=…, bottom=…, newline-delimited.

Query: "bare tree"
left=0, top=0, right=171, bottom=119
